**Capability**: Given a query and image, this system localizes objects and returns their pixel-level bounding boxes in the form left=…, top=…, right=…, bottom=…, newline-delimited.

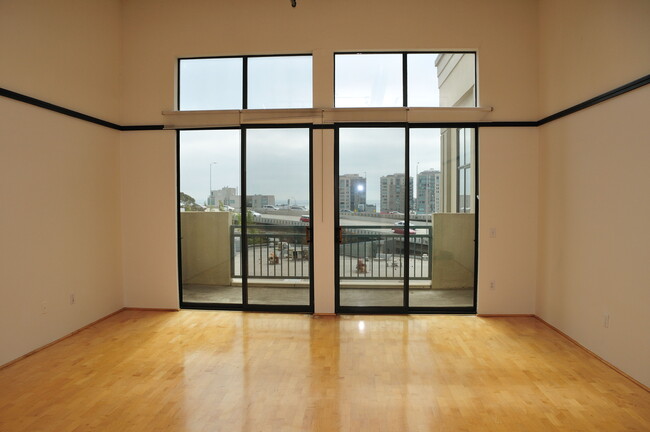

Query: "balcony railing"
left=340, top=226, right=431, bottom=280
left=231, top=225, right=431, bottom=281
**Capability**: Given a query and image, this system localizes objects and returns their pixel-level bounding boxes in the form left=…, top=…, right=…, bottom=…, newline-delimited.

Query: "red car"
left=300, top=215, right=310, bottom=223
left=392, top=221, right=416, bottom=234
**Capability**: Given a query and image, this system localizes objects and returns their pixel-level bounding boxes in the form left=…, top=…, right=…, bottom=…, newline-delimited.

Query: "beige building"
left=207, top=186, right=239, bottom=208
left=380, top=173, right=413, bottom=213
left=436, top=53, right=477, bottom=213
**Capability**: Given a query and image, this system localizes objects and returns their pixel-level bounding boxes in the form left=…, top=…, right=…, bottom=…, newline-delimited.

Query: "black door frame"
left=334, top=124, right=478, bottom=314
left=177, top=125, right=315, bottom=313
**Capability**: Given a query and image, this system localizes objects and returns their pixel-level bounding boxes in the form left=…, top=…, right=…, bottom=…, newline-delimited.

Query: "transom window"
left=334, top=52, right=476, bottom=108
left=178, top=55, right=312, bottom=111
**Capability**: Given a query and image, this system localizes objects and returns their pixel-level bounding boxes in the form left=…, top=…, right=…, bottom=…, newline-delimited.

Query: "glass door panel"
left=337, top=128, right=406, bottom=308
left=179, top=130, right=242, bottom=305
left=408, top=128, right=475, bottom=309
left=245, top=128, right=311, bottom=306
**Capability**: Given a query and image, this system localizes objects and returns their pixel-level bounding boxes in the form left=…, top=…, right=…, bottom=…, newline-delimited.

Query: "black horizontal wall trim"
left=0, top=87, right=164, bottom=132
left=1, top=87, right=122, bottom=130
left=120, top=124, right=166, bottom=131
left=479, top=121, right=538, bottom=127
left=537, top=73, right=650, bottom=126
left=1, top=74, right=648, bottom=132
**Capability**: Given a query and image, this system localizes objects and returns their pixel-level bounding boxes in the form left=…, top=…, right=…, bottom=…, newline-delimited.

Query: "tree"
left=180, top=192, right=203, bottom=211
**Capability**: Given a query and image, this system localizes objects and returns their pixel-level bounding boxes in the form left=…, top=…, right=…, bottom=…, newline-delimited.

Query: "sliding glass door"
left=178, top=128, right=313, bottom=312
left=245, top=129, right=311, bottom=307
left=335, top=126, right=477, bottom=313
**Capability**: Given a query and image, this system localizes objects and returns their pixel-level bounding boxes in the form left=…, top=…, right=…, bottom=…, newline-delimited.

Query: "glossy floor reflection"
left=0, top=310, right=648, bottom=432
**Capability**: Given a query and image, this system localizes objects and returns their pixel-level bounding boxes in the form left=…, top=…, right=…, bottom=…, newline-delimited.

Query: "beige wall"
left=431, top=214, right=476, bottom=290
left=120, top=131, right=179, bottom=309
left=180, top=212, right=232, bottom=286
left=120, top=0, right=539, bottom=123
left=0, top=98, right=123, bottom=366
left=0, top=0, right=122, bottom=122
left=478, top=127, right=539, bottom=315
left=0, top=0, right=123, bottom=366
left=537, top=0, right=650, bottom=386
left=538, top=0, right=650, bottom=118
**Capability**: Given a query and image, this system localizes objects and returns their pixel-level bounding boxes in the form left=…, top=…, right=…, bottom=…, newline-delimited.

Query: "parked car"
left=249, top=210, right=261, bottom=217
left=300, top=215, right=310, bottom=223
left=262, top=205, right=278, bottom=210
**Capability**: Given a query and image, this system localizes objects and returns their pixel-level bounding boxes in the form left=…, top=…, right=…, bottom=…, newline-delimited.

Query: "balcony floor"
left=182, top=283, right=473, bottom=308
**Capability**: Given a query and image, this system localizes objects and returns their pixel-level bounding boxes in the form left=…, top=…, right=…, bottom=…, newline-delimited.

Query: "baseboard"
left=123, top=307, right=180, bottom=312
left=476, top=314, right=535, bottom=317
left=0, top=307, right=127, bottom=371
left=313, top=313, right=337, bottom=318
left=533, top=315, right=649, bottom=393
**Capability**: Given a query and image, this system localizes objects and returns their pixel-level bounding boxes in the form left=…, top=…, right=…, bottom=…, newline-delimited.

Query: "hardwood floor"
left=0, top=310, right=648, bottom=431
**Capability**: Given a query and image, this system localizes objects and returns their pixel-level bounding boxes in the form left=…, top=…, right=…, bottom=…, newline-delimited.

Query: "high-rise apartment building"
left=416, top=169, right=441, bottom=214
left=339, top=174, right=366, bottom=212
left=380, top=173, right=413, bottom=213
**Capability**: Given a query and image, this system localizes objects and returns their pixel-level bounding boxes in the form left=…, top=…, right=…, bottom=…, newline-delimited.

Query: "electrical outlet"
left=70, top=293, right=76, bottom=305
left=40, top=301, right=48, bottom=315
left=490, top=280, right=496, bottom=290
left=604, top=313, right=610, bottom=328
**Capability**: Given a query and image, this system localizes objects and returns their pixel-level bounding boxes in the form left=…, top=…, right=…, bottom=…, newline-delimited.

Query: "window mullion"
left=242, top=56, right=248, bottom=110
left=402, top=53, right=408, bottom=108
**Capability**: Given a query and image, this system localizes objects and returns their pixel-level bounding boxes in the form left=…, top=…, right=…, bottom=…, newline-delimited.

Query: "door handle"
left=305, top=227, right=310, bottom=244
left=337, top=227, right=343, bottom=244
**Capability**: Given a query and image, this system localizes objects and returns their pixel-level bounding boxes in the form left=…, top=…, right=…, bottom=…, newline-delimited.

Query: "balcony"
left=180, top=212, right=474, bottom=307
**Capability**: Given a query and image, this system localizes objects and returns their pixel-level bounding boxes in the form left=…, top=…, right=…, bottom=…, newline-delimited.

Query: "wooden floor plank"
left=0, top=310, right=648, bottom=431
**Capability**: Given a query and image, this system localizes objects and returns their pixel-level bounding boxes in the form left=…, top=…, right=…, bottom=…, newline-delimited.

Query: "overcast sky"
left=179, top=53, right=446, bottom=206
left=340, top=128, right=440, bottom=205
left=180, top=128, right=440, bottom=207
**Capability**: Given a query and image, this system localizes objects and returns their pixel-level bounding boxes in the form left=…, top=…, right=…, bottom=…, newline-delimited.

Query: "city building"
left=338, top=174, right=366, bottom=212
left=207, top=187, right=239, bottom=208
left=416, top=169, right=441, bottom=214
left=380, top=173, right=413, bottom=213
left=246, top=194, right=275, bottom=209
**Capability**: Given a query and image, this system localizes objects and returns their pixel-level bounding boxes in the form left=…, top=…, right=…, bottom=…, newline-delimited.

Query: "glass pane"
left=459, top=170, right=466, bottom=211
left=458, top=129, right=463, bottom=166
left=179, top=58, right=243, bottom=110
left=338, top=128, right=405, bottom=307
left=435, top=53, right=476, bottom=107
left=335, top=54, right=403, bottom=107
left=179, top=130, right=242, bottom=304
left=246, top=129, right=310, bottom=305
left=248, top=56, right=312, bottom=109
left=408, top=128, right=475, bottom=308
left=407, top=54, right=440, bottom=107
left=465, top=169, right=471, bottom=212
